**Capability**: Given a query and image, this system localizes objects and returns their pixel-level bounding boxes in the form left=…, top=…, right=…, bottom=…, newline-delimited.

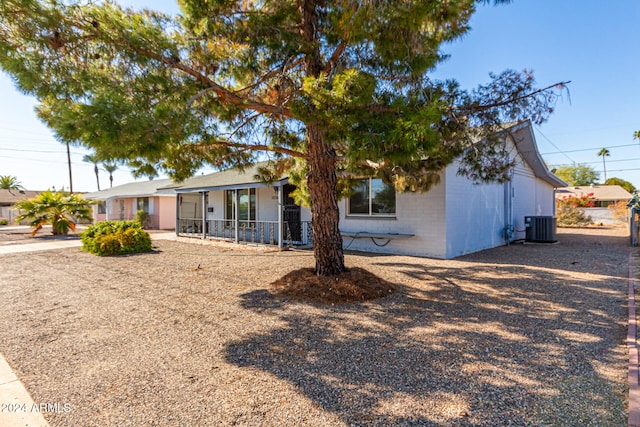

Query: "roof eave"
left=511, top=121, right=567, bottom=188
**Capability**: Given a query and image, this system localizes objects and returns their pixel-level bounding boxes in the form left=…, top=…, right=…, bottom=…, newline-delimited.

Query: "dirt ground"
left=0, top=225, right=633, bottom=426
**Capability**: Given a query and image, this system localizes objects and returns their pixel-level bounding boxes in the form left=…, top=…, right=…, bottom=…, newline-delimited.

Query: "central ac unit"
left=524, top=216, right=557, bottom=243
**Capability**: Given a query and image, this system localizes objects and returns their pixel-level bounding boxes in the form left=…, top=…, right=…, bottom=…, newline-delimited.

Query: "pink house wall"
left=91, top=196, right=175, bottom=230
left=157, top=196, right=176, bottom=230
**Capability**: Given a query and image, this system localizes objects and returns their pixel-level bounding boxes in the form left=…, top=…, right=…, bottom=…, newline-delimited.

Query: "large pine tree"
left=0, top=0, right=565, bottom=275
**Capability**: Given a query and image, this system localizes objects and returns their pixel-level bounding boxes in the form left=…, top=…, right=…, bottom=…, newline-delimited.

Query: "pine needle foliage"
left=0, top=0, right=566, bottom=274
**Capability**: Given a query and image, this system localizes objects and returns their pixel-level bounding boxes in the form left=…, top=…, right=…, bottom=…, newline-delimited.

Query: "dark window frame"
left=347, top=178, right=396, bottom=217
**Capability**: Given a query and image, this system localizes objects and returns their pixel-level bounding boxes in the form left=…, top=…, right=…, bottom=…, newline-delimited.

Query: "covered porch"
left=175, top=181, right=312, bottom=248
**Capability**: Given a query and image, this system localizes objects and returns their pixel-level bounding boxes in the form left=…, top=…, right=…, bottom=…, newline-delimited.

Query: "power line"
left=0, top=154, right=96, bottom=166
left=541, top=143, right=639, bottom=155
left=595, top=167, right=640, bottom=173
left=580, top=157, right=640, bottom=165
left=0, top=146, right=86, bottom=156
left=533, top=126, right=575, bottom=163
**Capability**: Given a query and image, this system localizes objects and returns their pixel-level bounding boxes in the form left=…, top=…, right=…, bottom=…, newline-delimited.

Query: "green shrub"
left=135, top=210, right=150, bottom=229
left=81, top=220, right=152, bottom=256
left=0, top=218, right=8, bottom=226
left=95, top=234, right=122, bottom=256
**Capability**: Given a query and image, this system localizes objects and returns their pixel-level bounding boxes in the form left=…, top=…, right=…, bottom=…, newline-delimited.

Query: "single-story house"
left=555, top=185, right=633, bottom=224
left=163, top=120, right=566, bottom=259
left=84, top=179, right=176, bottom=230
left=0, top=189, right=41, bottom=224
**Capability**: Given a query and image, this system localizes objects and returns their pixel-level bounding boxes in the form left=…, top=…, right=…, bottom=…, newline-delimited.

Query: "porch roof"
left=161, top=162, right=287, bottom=193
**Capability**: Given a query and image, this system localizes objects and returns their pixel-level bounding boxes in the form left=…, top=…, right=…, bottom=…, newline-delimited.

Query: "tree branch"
left=117, top=41, right=294, bottom=118
left=191, top=140, right=306, bottom=160
left=452, top=80, right=571, bottom=114
left=323, top=41, right=346, bottom=78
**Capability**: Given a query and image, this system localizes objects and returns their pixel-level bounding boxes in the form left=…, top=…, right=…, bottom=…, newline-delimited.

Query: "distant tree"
left=605, top=177, right=637, bottom=194
left=82, top=153, right=101, bottom=191
left=0, top=175, right=24, bottom=190
left=102, top=162, right=118, bottom=188
left=597, top=148, right=610, bottom=182
left=14, top=190, right=94, bottom=235
left=553, top=164, right=599, bottom=186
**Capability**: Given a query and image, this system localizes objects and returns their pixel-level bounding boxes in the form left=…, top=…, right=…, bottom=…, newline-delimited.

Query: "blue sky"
left=0, top=0, right=638, bottom=192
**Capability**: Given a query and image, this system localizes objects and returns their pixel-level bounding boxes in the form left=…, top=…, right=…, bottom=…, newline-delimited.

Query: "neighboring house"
left=84, top=179, right=176, bottom=230
left=0, top=189, right=41, bottom=224
left=165, top=121, right=565, bottom=259
left=555, top=185, right=633, bottom=224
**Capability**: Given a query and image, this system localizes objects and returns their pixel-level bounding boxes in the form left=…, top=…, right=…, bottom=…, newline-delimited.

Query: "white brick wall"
left=256, top=187, right=279, bottom=221
left=206, top=191, right=225, bottom=221
left=444, top=163, right=506, bottom=258
left=338, top=177, right=448, bottom=258
left=510, top=163, right=556, bottom=240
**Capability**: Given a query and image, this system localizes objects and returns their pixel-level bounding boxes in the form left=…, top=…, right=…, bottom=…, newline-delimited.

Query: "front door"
left=282, top=184, right=302, bottom=242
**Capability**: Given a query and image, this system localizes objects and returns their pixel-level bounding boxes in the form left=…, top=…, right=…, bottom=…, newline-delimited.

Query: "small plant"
left=81, top=220, right=152, bottom=256
left=0, top=218, right=8, bottom=225
left=556, top=193, right=595, bottom=226
left=14, top=190, right=94, bottom=235
left=135, top=210, right=150, bottom=229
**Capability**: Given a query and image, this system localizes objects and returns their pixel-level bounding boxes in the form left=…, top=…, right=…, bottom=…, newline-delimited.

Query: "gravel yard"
left=0, top=226, right=632, bottom=426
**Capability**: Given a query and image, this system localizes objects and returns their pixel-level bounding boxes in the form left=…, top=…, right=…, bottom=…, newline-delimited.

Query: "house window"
left=97, top=202, right=106, bottom=214
left=137, top=197, right=149, bottom=212
left=225, top=189, right=256, bottom=221
left=348, top=178, right=396, bottom=216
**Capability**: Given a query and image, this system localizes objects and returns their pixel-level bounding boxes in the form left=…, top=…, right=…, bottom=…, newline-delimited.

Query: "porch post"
left=234, top=189, right=239, bottom=243
left=201, top=191, right=207, bottom=240
left=175, top=193, right=180, bottom=236
left=277, top=183, right=284, bottom=250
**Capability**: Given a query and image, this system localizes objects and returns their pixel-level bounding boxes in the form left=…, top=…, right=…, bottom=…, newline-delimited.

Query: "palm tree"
left=102, top=161, right=118, bottom=188
left=597, top=148, right=611, bottom=182
left=0, top=175, right=24, bottom=191
left=14, top=190, right=94, bottom=235
left=82, top=153, right=101, bottom=191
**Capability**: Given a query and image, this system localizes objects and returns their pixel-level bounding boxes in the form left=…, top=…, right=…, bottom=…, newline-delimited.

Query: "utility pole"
left=66, top=141, right=73, bottom=193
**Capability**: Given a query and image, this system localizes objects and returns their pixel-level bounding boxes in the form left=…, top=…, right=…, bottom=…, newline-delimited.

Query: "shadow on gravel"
left=227, top=231, right=628, bottom=426
left=465, top=230, right=630, bottom=275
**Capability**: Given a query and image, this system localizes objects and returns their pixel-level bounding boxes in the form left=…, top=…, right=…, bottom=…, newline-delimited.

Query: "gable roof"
left=0, top=189, right=41, bottom=206
left=506, top=121, right=567, bottom=187
left=555, top=185, right=633, bottom=201
left=163, top=121, right=565, bottom=193
left=160, top=162, right=282, bottom=193
left=83, top=179, right=175, bottom=201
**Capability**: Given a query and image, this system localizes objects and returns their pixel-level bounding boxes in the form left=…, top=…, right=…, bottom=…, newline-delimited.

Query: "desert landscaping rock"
left=0, top=226, right=631, bottom=426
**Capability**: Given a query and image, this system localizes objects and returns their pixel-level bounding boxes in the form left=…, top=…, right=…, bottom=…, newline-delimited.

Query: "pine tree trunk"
left=306, top=123, right=345, bottom=276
